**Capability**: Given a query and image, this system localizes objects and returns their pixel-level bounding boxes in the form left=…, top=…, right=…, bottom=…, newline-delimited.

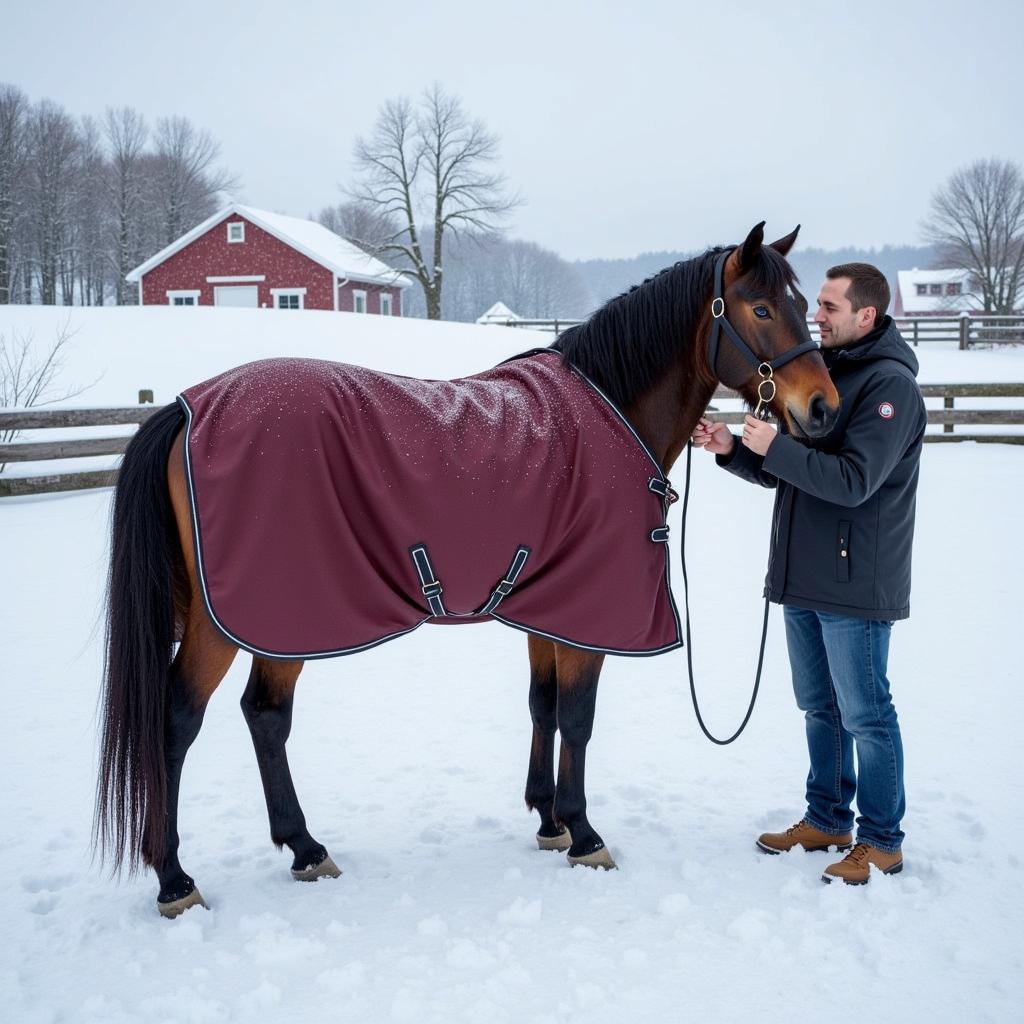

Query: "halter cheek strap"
left=706, top=249, right=819, bottom=416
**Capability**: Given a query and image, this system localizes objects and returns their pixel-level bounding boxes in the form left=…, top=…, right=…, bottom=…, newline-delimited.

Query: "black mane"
left=553, top=244, right=799, bottom=408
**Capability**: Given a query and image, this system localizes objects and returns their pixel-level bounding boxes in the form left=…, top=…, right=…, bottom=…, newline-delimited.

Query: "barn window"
left=271, top=287, right=306, bottom=310
left=946, top=282, right=962, bottom=295
left=929, top=284, right=943, bottom=295
left=915, top=284, right=928, bottom=296
left=167, top=290, right=201, bottom=306
left=227, top=221, right=245, bottom=243
left=380, top=292, right=393, bottom=316
left=353, top=290, right=368, bottom=314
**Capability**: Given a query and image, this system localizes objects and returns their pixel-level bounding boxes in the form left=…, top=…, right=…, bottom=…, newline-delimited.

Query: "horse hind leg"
left=553, top=643, right=616, bottom=870
left=241, top=657, right=341, bottom=882
left=152, top=609, right=239, bottom=917
left=525, top=635, right=571, bottom=851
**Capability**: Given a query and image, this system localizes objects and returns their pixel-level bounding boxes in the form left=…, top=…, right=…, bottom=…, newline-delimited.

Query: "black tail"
left=95, top=401, right=186, bottom=874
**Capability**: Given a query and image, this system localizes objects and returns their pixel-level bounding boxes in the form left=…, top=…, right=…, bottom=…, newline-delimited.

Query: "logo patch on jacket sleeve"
left=878, top=401, right=895, bottom=419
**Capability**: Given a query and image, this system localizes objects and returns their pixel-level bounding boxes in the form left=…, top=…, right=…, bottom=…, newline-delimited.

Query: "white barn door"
left=214, top=285, right=259, bottom=307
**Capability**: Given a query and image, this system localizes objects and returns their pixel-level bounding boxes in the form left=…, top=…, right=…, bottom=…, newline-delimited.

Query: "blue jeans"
left=783, top=606, right=905, bottom=852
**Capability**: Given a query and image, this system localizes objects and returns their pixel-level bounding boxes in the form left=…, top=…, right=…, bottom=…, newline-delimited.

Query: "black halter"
left=706, top=248, right=818, bottom=385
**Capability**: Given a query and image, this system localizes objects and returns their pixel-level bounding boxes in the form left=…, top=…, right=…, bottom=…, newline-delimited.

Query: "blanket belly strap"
left=408, top=543, right=531, bottom=618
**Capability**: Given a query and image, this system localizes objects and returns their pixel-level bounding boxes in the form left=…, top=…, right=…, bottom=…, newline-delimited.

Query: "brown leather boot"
left=822, top=842, right=903, bottom=884
left=756, top=819, right=853, bottom=855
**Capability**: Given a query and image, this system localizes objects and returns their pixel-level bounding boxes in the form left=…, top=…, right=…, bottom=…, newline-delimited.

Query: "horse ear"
left=738, top=221, right=766, bottom=272
left=769, top=225, right=801, bottom=257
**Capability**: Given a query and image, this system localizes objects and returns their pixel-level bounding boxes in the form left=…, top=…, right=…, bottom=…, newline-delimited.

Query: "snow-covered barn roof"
left=126, top=203, right=413, bottom=288
left=896, top=268, right=982, bottom=314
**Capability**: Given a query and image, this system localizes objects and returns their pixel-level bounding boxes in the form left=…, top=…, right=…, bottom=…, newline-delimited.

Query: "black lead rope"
left=679, top=439, right=770, bottom=745
left=676, top=245, right=807, bottom=744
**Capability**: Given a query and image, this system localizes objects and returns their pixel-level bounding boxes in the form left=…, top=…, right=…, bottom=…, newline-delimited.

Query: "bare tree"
left=316, top=199, right=402, bottom=255
left=351, top=84, right=520, bottom=319
left=105, top=106, right=147, bottom=304
left=150, top=115, right=238, bottom=244
left=427, top=233, right=592, bottom=322
left=0, top=83, right=28, bottom=305
left=0, top=320, right=96, bottom=471
left=500, top=240, right=591, bottom=319
left=24, top=99, right=82, bottom=304
left=67, top=115, right=110, bottom=305
left=923, top=158, right=1024, bottom=314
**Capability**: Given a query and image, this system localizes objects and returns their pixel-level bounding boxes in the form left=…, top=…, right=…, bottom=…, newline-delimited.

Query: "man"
left=693, top=263, right=926, bottom=884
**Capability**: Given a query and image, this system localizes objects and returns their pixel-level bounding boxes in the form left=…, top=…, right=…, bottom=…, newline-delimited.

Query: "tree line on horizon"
left=0, top=83, right=234, bottom=307
left=1, top=80, right=1021, bottom=317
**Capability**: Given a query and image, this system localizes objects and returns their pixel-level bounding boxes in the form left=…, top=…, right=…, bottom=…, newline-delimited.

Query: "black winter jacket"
left=718, top=317, right=926, bottom=621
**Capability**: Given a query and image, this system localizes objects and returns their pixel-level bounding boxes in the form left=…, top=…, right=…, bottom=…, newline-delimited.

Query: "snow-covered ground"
left=1, top=305, right=1022, bottom=1023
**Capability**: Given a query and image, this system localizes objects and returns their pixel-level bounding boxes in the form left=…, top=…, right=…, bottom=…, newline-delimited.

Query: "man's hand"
left=741, top=414, right=777, bottom=456
left=692, top=417, right=735, bottom=457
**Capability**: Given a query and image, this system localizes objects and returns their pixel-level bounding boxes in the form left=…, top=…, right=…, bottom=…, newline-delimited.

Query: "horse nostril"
left=809, top=394, right=829, bottom=427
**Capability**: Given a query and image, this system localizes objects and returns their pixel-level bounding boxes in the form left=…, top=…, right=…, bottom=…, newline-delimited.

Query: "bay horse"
left=95, top=222, right=841, bottom=917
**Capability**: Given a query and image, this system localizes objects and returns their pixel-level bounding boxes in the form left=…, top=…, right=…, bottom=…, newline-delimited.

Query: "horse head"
left=710, top=222, right=841, bottom=438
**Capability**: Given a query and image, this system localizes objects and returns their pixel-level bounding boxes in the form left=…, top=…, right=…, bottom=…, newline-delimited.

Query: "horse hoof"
left=292, top=854, right=342, bottom=882
left=568, top=846, right=617, bottom=870
left=536, top=828, right=572, bottom=851
left=157, top=886, right=208, bottom=918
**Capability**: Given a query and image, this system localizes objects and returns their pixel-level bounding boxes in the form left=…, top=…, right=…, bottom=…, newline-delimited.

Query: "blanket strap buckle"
left=479, top=545, right=531, bottom=616
left=409, top=544, right=448, bottom=617
left=648, top=477, right=679, bottom=505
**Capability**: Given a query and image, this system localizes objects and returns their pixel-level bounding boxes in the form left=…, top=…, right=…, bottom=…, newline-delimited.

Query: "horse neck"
left=625, top=341, right=717, bottom=476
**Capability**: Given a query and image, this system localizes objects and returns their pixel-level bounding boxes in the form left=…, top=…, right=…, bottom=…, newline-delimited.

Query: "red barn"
left=126, top=203, right=411, bottom=314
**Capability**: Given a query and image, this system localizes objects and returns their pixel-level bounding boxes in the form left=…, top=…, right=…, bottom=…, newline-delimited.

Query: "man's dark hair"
left=826, top=263, right=890, bottom=326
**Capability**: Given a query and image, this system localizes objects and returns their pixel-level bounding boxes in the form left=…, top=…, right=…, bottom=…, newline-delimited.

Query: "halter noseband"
left=706, top=248, right=819, bottom=418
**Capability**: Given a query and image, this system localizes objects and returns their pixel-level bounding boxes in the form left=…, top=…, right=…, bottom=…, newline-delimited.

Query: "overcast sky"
left=4, top=0, right=1022, bottom=260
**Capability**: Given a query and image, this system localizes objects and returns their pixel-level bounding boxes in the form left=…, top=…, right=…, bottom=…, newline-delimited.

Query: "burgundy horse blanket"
left=177, top=350, right=682, bottom=659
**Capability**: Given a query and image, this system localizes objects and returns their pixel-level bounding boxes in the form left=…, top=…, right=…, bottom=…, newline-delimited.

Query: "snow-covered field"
left=1, top=305, right=1022, bottom=1023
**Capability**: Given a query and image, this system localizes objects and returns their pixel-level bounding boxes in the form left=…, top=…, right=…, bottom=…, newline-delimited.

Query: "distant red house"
left=126, top=203, right=411, bottom=314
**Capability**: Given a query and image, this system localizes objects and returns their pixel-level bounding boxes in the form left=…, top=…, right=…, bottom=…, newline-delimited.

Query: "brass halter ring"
left=754, top=362, right=776, bottom=419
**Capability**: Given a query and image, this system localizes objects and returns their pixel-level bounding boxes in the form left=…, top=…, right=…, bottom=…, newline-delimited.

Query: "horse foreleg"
left=553, top=644, right=616, bottom=869
left=241, top=658, right=341, bottom=882
left=152, top=611, right=238, bottom=917
left=525, top=635, right=571, bottom=850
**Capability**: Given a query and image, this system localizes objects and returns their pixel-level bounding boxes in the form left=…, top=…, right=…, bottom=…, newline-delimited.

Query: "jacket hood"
left=823, top=316, right=919, bottom=378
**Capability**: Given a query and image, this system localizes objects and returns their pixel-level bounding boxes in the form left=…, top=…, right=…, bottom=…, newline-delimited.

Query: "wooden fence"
left=0, top=399, right=159, bottom=497
left=1, top=383, right=1022, bottom=497
left=503, top=314, right=1024, bottom=348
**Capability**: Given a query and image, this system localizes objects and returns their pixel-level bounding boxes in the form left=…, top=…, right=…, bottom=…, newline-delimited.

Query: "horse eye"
left=753, top=305, right=770, bottom=319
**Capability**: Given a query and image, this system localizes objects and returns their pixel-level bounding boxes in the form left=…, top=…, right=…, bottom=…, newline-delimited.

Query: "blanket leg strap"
left=479, top=545, right=531, bottom=615
left=409, top=544, right=448, bottom=616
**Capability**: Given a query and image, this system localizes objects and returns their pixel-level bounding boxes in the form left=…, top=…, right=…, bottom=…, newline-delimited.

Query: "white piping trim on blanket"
left=568, top=365, right=665, bottom=477
left=178, top=394, right=433, bottom=661
left=491, top=613, right=683, bottom=658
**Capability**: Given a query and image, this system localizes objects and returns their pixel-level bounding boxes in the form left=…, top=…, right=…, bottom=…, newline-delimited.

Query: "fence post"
left=944, top=393, right=954, bottom=434
left=959, top=312, right=970, bottom=350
